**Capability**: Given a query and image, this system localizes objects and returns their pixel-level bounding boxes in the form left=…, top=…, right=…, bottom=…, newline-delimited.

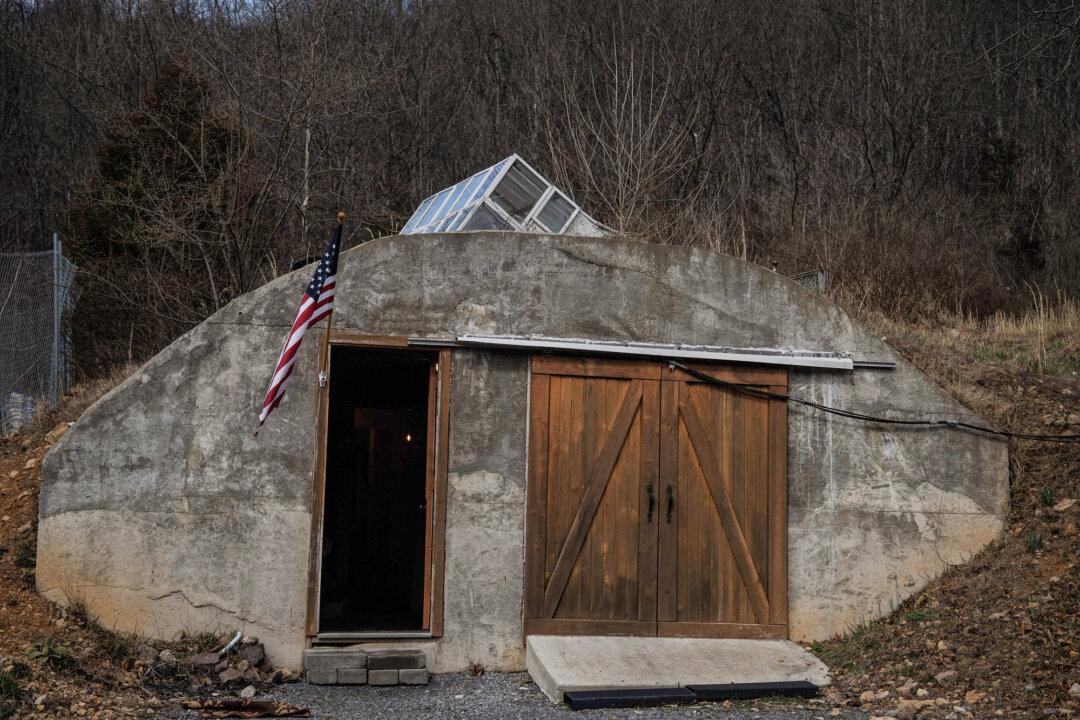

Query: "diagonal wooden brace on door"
left=542, top=379, right=644, bottom=618
left=678, top=395, right=771, bottom=623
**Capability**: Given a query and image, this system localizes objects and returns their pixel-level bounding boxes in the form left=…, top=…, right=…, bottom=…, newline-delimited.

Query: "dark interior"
left=319, top=346, right=434, bottom=632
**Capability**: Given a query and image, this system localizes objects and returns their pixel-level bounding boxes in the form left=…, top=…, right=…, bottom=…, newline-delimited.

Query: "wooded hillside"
left=2, top=0, right=1079, bottom=374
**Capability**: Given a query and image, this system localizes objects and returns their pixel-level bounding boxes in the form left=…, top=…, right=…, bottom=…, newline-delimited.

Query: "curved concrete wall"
left=38, top=232, right=1008, bottom=670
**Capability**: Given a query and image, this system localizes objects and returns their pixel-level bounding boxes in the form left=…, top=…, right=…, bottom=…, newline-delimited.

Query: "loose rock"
left=239, top=685, right=255, bottom=699
left=895, top=698, right=936, bottom=719
left=238, top=643, right=265, bottom=667
left=936, top=670, right=960, bottom=686
left=181, top=652, right=220, bottom=668
left=218, top=668, right=242, bottom=684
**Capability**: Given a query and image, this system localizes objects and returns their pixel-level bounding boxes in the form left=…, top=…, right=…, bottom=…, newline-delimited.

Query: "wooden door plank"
left=532, top=355, right=662, bottom=380
left=747, top=391, right=770, bottom=620
left=666, top=364, right=787, bottom=387
left=542, top=379, right=644, bottom=618
left=525, top=618, right=659, bottom=637
left=719, top=386, right=736, bottom=623
left=638, top=380, right=660, bottom=627
left=524, top=373, right=551, bottom=619
left=657, top=380, right=679, bottom=622
left=679, top=395, right=770, bottom=624
left=731, top=390, right=749, bottom=623
left=767, top=386, right=789, bottom=628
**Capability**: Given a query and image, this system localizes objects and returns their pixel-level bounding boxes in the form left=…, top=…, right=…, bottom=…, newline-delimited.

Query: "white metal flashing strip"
left=440, top=334, right=855, bottom=370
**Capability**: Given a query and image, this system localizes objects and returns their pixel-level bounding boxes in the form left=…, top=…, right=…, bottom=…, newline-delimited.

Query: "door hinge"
left=318, top=371, right=328, bottom=388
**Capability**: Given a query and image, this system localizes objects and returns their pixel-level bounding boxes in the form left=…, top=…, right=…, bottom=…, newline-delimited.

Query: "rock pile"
left=137, top=635, right=300, bottom=696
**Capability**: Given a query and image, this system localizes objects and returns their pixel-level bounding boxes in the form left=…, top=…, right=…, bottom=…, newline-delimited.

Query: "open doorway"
left=317, top=346, right=438, bottom=633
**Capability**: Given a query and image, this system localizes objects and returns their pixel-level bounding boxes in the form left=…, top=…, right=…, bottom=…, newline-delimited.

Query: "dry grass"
left=23, top=364, right=136, bottom=443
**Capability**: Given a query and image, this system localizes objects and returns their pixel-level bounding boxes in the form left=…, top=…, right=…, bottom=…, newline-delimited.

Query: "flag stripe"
left=259, top=224, right=342, bottom=427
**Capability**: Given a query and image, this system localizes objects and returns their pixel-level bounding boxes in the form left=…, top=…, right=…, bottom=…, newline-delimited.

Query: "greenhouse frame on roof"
left=400, top=154, right=604, bottom=236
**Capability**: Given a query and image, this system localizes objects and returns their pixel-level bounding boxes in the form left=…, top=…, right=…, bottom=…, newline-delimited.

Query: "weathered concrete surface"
left=38, top=321, right=321, bottom=667
left=525, top=636, right=831, bottom=702
left=39, top=231, right=1007, bottom=671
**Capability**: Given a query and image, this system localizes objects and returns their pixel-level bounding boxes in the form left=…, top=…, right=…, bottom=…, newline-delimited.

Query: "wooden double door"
left=524, top=356, right=788, bottom=639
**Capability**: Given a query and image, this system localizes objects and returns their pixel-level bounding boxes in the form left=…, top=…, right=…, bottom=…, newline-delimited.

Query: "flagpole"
left=319, top=211, right=344, bottom=368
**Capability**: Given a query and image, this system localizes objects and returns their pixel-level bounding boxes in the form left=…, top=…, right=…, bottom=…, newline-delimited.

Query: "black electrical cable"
left=667, top=360, right=1080, bottom=444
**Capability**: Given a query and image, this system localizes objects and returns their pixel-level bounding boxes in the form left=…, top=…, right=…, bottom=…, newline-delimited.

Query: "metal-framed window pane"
left=402, top=194, right=436, bottom=234
left=418, top=187, right=453, bottom=228
left=490, top=161, right=547, bottom=223
left=439, top=180, right=472, bottom=220
left=449, top=172, right=488, bottom=215
left=462, top=202, right=513, bottom=231
left=473, top=158, right=510, bottom=200
left=536, top=192, right=575, bottom=233
left=446, top=209, right=469, bottom=231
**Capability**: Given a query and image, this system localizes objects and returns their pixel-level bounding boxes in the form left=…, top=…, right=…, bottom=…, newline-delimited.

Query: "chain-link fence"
left=0, top=235, right=79, bottom=434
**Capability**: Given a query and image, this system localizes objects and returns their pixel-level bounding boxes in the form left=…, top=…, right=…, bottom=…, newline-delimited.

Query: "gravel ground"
left=163, top=673, right=868, bottom=720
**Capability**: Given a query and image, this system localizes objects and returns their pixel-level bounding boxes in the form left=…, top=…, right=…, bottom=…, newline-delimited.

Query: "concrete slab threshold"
left=525, top=635, right=832, bottom=703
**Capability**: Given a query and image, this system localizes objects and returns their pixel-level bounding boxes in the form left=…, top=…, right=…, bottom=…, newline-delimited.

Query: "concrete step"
left=525, top=635, right=831, bottom=703
left=303, top=646, right=428, bottom=686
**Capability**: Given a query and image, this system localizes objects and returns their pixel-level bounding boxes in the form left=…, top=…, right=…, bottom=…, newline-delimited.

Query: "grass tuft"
left=1039, top=487, right=1055, bottom=507
left=1025, top=531, right=1044, bottom=551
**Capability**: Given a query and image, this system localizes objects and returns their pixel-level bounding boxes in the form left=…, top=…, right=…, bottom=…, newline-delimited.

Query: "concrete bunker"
left=37, top=231, right=1008, bottom=671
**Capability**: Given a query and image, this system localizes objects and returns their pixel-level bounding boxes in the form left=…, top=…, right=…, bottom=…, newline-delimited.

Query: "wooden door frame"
left=305, top=331, right=451, bottom=638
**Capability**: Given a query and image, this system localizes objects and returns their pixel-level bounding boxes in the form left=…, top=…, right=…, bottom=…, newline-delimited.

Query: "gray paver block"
left=304, top=648, right=368, bottom=671
left=367, top=649, right=426, bottom=670
left=399, top=668, right=429, bottom=685
left=337, top=668, right=368, bottom=685
left=368, top=669, right=399, bottom=685
left=306, top=668, right=337, bottom=685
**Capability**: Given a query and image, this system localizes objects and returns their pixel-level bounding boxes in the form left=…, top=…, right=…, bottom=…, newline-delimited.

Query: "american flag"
left=259, top=223, right=341, bottom=426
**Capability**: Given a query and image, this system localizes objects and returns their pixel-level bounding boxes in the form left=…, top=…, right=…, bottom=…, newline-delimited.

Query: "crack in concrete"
left=152, top=589, right=274, bottom=630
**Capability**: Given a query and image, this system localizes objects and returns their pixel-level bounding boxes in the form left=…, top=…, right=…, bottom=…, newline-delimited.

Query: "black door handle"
left=666, top=485, right=674, bottom=523
left=646, top=483, right=655, bottom=523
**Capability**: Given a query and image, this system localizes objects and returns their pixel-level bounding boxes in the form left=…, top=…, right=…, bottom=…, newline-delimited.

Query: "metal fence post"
left=51, top=232, right=60, bottom=405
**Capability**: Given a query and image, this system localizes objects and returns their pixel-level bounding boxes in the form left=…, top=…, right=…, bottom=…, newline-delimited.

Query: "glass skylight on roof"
left=400, top=154, right=603, bottom=236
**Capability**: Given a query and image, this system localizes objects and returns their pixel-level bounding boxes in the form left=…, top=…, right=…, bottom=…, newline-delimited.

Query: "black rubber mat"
left=686, top=680, right=820, bottom=700
left=563, top=687, right=697, bottom=710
